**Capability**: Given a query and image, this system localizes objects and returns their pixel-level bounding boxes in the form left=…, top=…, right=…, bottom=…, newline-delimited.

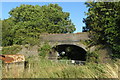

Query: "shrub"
left=38, top=43, right=51, bottom=58
left=86, top=51, right=99, bottom=63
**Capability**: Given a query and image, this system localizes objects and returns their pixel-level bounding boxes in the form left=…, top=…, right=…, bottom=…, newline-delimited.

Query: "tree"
left=2, top=18, right=15, bottom=46
left=2, top=4, right=76, bottom=46
left=9, top=4, right=75, bottom=33
left=83, top=2, right=120, bottom=58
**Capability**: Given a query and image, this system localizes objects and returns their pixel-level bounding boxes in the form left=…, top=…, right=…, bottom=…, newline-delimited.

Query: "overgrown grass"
left=2, top=56, right=118, bottom=78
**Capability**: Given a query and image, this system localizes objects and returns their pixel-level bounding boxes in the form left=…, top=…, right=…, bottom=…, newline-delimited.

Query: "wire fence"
left=49, top=58, right=86, bottom=65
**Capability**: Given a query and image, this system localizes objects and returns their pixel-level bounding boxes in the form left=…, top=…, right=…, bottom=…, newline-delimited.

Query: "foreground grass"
left=2, top=57, right=119, bottom=78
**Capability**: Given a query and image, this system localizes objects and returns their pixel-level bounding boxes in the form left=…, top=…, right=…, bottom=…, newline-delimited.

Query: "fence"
left=50, top=59, right=86, bottom=65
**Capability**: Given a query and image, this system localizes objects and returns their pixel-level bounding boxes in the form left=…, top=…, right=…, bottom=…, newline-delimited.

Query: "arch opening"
left=49, top=44, right=87, bottom=61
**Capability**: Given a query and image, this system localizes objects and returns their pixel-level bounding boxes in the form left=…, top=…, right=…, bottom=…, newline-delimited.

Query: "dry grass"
left=2, top=57, right=119, bottom=79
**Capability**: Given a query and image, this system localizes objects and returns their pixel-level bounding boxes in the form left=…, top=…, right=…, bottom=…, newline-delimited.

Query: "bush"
left=86, top=51, right=99, bottom=63
left=38, top=43, right=51, bottom=58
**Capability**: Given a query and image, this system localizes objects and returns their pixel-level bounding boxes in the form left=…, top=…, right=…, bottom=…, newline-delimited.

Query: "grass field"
left=2, top=56, right=119, bottom=79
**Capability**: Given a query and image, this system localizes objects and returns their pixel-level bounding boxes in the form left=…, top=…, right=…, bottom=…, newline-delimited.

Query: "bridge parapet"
left=40, top=32, right=90, bottom=42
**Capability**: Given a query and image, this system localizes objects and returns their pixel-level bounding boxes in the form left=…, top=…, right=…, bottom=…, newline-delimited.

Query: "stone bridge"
left=40, top=32, right=111, bottom=62
left=40, top=32, right=90, bottom=51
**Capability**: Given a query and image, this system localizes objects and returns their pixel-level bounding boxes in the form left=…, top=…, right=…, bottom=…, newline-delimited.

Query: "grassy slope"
left=2, top=57, right=119, bottom=79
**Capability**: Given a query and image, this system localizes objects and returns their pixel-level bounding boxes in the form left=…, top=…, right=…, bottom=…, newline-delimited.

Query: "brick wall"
left=40, top=32, right=89, bottom=42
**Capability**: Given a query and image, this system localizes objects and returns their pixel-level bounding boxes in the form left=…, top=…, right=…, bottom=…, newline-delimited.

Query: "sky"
left=1, top=2, right=88, bottom=33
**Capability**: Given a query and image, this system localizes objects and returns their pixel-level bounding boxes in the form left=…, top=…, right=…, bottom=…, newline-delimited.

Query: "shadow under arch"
left=49, top=44, right=87, bottom=61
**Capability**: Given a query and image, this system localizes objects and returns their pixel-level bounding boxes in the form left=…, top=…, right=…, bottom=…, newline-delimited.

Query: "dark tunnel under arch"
left=50, top=44, right=87, bottom=61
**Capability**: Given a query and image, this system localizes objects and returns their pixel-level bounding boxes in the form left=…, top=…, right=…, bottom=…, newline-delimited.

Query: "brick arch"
left=48, top=43, right=87, bottom=61
left=40, top=32, right=89, bottom=53
left=39, top=32, right=111, bottom=62
left=49, top=42, right=88, bottom=52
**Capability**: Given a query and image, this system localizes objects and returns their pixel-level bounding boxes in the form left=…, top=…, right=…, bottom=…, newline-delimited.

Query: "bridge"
left=39, top=32, right=111, bottom=63
left=40, top=32, right=90, bottom=49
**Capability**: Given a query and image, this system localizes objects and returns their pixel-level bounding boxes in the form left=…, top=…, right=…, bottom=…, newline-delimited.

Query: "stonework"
left=40, top=32, right=112, bottom=63
left=40, top=32, right=90, bottom=42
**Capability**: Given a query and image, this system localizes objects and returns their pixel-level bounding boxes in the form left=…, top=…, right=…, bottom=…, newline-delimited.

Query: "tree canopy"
left=2, top=4, right=76, bottom=46
left=83, top=2, right=120, bottom=58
